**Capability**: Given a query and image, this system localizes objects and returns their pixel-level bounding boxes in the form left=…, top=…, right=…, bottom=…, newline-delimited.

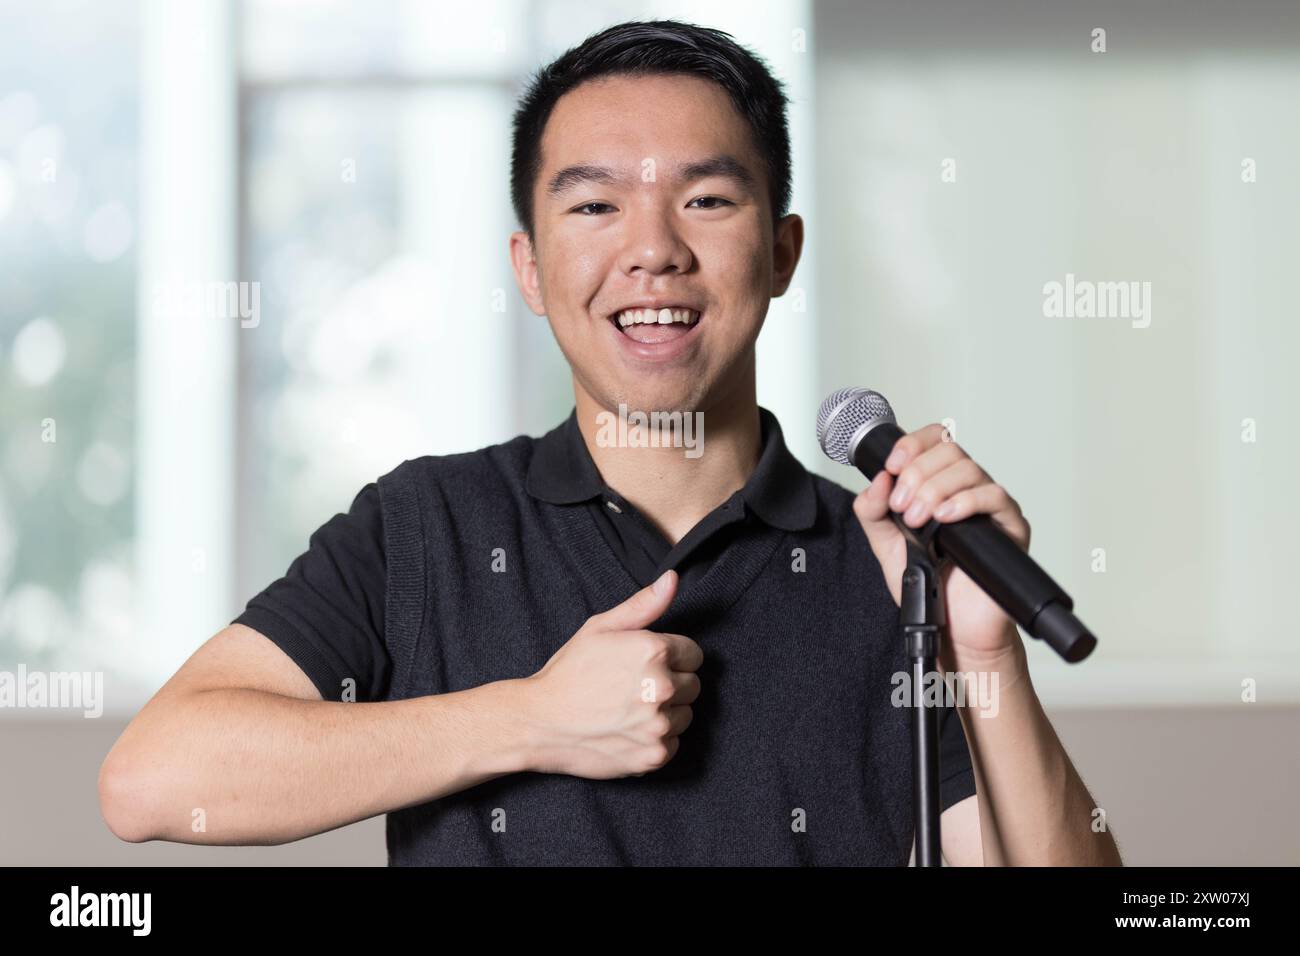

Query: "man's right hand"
left=520, top=570, right=702, bottom=779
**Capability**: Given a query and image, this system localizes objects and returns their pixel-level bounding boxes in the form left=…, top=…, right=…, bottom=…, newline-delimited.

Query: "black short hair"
left=510, top=19, right=792, bottom=240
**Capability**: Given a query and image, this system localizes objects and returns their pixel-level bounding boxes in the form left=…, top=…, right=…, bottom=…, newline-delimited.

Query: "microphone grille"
left=816, top=387, right=895, bottom=465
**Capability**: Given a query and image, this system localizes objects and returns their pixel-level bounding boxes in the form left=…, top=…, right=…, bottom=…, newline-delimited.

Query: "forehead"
left=539, top=72, right=757, bottom=171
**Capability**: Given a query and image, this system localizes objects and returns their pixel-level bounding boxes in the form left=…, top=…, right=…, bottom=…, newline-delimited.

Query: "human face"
left=510, top=72, right=803, bottom=416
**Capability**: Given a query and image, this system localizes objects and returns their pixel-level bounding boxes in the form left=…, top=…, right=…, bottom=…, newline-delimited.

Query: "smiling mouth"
left=608, top=307, right=701, bottom=345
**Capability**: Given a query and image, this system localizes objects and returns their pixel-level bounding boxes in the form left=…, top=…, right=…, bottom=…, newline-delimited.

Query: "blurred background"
left=1, top=0, right=1297, bottom=864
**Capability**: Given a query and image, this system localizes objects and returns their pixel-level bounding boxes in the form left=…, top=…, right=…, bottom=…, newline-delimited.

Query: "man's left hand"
left=851, top=423, right=1030, bottom=668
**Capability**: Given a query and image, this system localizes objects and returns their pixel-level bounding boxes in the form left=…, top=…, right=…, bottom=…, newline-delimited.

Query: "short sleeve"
left=232, top=482, right=390, bottom=702
left=938, top=701, right=978, bottom=812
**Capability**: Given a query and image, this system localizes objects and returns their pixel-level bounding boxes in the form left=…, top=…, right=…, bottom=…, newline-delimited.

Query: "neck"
left=574, top=368, right=762, bottom=546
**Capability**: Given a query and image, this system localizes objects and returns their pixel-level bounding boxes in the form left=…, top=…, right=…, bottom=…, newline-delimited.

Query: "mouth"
left=607, top=306, right=701, bottom=345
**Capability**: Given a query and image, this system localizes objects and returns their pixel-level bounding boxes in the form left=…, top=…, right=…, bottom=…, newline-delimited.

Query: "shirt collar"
left=525, top=405, right=817, bottom=532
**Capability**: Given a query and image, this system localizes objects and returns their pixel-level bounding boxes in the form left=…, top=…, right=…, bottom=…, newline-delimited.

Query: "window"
left=0, top=1, right=138, bottom=691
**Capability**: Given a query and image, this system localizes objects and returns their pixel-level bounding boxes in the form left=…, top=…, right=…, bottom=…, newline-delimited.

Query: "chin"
left=602, top=383, right=706, bottom=416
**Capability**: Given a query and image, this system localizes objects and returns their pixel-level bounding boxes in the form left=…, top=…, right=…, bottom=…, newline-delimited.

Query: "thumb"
left=588, top=569, right=678, bottom=632
left=852, top=470, right=904, bottom=570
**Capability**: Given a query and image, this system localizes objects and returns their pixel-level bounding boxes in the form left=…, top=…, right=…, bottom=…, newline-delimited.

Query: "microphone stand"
left=900, top=537, right=947, bottom=867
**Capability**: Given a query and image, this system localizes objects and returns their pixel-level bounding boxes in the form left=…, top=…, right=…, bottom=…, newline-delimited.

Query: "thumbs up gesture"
left=520, top=570, right=703, bottom=779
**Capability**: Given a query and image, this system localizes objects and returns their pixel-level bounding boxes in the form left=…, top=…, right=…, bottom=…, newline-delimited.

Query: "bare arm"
left=853, top=423, right=1122, bottom=867
left=97, top=624, right=536, bottom=845
left=940, top=794, right=984, bottom=865
left=99, top=573, right=700, bottom=847
left=942, top=635, right=1123, bottom=866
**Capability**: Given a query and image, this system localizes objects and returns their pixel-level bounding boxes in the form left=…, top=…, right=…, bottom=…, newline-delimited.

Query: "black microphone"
left=817, top=387, right=1097, bottom=663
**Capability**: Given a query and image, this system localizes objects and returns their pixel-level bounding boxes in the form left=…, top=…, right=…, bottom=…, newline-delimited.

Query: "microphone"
left=817, top=387, right=1097, bottom=663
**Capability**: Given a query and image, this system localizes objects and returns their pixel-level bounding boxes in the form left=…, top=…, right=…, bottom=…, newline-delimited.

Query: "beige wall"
left=3, top=706, right=1294, bottom=866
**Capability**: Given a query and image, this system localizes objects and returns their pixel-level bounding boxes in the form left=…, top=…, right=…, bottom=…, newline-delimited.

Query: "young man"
left=100, top=20, right=1120, bottom=866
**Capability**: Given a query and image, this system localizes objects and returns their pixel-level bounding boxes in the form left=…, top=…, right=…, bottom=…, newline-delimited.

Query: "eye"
left=572, top=201, right=615, bottom=215
left=688, top=196, right=733, bottom=209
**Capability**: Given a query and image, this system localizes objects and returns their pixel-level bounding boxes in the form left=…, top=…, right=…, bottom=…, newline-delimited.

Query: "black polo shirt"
left=527, top=407, right=816, bottom=591
left=233, top=406, right=978, bottom=859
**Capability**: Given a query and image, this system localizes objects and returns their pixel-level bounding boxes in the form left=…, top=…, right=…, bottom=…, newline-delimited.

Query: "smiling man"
left=100, top=19, right=1121, bottom=866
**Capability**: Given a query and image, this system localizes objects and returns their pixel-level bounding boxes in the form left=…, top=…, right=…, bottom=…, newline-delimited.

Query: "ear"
left=770, top=213, right=804, bottom=298
left=509, top=230, right=547, bottom=316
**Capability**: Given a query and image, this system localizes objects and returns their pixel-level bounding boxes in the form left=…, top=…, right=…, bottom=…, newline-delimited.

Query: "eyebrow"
left=545, top=154, right=759, bottom=199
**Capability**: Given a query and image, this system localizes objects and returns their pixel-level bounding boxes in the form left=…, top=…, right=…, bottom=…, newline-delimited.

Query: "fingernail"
left=885, top=449, right=904, bottom=471
left=935, top=501, right=955, bottom=520
left=653, top=570, right=672, bottom=595
left=890, top=483, right=911, bottom=510
left=904, top=501, right=925, bottom=525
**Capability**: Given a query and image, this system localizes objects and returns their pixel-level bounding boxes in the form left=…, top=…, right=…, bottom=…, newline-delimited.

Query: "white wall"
left=813, top=0, right=1300, bottom=707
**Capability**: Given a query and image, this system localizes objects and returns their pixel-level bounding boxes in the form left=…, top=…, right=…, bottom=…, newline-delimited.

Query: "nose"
left=616, top=206, right=694, bottom=277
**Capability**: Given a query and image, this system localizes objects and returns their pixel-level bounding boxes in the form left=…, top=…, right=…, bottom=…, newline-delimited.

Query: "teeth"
left=614, top=308, right=700, bottom=327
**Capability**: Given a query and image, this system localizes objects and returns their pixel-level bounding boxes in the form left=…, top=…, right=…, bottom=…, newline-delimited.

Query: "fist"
left=852, top=423, right=1031, bottom=664
left=522, top=570, right=702, bottom=779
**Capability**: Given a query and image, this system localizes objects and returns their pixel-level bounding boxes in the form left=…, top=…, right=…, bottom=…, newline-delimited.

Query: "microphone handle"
left=853, top=422, right=1097, bottom=663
